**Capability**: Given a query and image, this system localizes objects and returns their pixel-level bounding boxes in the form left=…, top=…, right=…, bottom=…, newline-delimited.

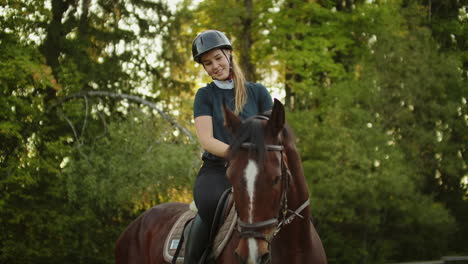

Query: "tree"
left=289, top=103, right=455, bottom=262
left=2, top=0, right=466, bottom=262
left=265, top=0, right=463, bottom=262
left=358, top=1, right=467, bottom=254
left=0, top=25, right=73, bottom=263
left=192, top=0, right=276, bottom=82
left=0, top=0, right=199, bottom=262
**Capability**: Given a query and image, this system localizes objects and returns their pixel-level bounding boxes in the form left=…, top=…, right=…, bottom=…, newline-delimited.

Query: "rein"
left=234, top=116, right=310, bottom=242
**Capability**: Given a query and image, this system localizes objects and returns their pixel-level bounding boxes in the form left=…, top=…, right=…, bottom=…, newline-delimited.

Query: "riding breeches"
left=193, top=159, right=231, bottom=227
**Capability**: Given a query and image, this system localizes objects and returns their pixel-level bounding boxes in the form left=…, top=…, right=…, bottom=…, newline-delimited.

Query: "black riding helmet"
left=192, top=30, right=232, bottom=63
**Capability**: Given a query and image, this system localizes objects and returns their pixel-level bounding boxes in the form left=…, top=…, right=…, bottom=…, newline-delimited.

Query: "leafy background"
left=0, top=0, right=466, bottom=263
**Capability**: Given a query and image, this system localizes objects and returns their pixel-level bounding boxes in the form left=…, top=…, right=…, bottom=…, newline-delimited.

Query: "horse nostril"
left=235, top=251, right=246, bottom=264
left=258, top=252, right=271, bottom=264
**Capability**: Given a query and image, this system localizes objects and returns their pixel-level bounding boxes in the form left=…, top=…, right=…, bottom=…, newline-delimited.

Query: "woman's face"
left=201, top=49, right=230, bottom=81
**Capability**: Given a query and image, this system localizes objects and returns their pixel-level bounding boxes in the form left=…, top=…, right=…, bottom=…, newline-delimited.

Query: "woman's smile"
left=214, top=67, right=226, bottom=77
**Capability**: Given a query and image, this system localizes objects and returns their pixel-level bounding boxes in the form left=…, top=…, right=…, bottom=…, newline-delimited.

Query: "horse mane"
left=228, top=117, right=266, bottom=163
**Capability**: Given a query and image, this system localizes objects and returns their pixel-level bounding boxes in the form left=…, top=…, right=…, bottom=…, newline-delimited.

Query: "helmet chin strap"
left=221, top=50, right=233, bottom=80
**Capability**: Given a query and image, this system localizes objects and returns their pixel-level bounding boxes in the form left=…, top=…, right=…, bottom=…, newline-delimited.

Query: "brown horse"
left=115, top=99, right=327, bottom=264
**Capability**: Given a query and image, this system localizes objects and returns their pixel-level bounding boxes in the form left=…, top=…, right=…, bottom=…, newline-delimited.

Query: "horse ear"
left=223, top=103, right=241, bottom=134
left=267, top=99, right=285, bottom=136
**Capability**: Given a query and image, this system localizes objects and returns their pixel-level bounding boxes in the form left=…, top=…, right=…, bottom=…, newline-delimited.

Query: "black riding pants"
left=193, top=159, right=231, bottom=228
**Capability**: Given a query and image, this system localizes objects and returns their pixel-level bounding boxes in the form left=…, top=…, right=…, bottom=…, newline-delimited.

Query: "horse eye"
left=273, top=176, right=281, bottom=185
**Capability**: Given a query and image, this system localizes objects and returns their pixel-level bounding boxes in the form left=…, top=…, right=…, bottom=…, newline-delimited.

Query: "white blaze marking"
left=244, top=160, right=258, bottom=223
left=244, top=160, right=259, bottom=263
left=248, top=238, right=259, bottom=263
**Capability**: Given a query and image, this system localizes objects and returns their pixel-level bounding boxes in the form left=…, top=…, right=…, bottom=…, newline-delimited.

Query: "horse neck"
left=284, top=142, right=310, bottom=213
left=271, top=143, right=317, bottom=262
left=282, top=143, right=313, bottom=231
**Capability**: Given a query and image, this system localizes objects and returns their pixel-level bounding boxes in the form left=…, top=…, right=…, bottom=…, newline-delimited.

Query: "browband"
left=241, top=142, right=284, bottom=151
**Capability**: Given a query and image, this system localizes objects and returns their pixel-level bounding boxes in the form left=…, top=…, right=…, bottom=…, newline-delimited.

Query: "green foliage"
left=279, top=1, right=464, bottom=262
left=1, top=0, right=467, bottom=263
left=0, top=30, right=73, bottom=263
left=357, top=1, right=467, bottom=254
left=1, top=1, right=198, bottom=263
left=63, top=109, right=198, bottom=212
left=1, top=105, right=197, bottom=263
left=54, top=110, right=197, bottom=263
left=288, top=78, right=455, bottom=263
left=261, top=0, right=361, bottom=108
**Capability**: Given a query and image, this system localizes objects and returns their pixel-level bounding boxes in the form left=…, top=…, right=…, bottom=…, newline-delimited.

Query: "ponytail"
left=231, top=56, right=247, bottom=115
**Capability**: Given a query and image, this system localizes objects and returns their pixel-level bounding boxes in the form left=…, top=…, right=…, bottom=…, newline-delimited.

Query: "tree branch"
left=57, top=110, right=80, bottom=144
left=51, top=91, right=194, bottom=141
left=81, top=95, right=89, bottom=138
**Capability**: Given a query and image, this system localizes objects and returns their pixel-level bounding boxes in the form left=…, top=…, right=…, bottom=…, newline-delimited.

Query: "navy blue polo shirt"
left=193, top=81, right=273, bottom=161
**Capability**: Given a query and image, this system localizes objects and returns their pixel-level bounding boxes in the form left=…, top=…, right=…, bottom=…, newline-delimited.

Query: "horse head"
left=224, top=99, right=288, bottom=264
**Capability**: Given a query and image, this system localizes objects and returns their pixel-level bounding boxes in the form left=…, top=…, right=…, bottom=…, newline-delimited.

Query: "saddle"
left=163, top=190, right=237, bottom=264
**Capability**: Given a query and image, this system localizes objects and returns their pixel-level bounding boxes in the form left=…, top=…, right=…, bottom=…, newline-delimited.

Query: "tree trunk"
left=41, top=0, right=69, bottom=79
left=40, top=0, right=73, bottom=102
left=238, top=0, right=257, bottom=82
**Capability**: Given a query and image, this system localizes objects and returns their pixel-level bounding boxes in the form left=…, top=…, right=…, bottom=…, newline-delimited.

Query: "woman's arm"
left=194, top=116, right=229, bottom=158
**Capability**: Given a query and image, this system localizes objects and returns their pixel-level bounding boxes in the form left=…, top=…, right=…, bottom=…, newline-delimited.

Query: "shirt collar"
left=213, top=79, right=234, bottom=89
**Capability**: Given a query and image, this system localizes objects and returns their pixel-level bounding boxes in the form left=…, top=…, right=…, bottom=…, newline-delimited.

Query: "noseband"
left=234, top=115, right=310, bottom=243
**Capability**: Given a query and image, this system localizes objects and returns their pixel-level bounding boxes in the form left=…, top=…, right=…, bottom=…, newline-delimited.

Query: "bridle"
left=234, top=116, right=310, bottom=244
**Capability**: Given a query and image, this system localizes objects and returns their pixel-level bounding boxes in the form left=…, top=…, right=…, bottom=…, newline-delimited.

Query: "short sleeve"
left=256, top=83, right=273, bottom=112
left=193, top=87, right=212, bottom=118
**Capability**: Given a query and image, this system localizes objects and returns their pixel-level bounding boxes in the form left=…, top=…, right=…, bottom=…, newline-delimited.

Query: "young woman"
left=185, top=30, right=273, bottom=264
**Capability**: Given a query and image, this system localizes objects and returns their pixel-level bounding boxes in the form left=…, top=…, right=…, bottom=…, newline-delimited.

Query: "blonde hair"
left=230, top=54, right=247, bottom=114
